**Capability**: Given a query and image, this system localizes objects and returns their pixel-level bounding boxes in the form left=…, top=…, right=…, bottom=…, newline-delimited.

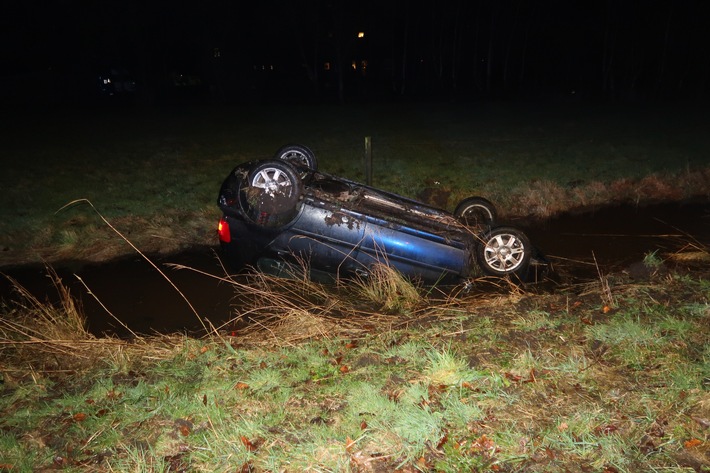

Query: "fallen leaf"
left=345, top=341, right=358, bottom=349
left=436, top=431, right=449, bottom=449
left=684, top=438, right=702, bottom=448
left=504, top=372, right=522, bottom=382
left=200, top=346, right=209, bottom=354
left=238, top=462, right=254, bottom=473
left=345, top=436, right=356, bottom=452
left=175, top=419, right=193, bottom=437
left=235, top=382, right=250, bottom=390
left=73, top=412, right=87, bottom=422
left=524, top=368, right=537, bottom=383
left=595, top=424, right=619, bottom=435
left=602, top=305, right=612, bottom=314
left=339, top=365, right=350, bottom=373
left=241, top=435, right=258, bottom=451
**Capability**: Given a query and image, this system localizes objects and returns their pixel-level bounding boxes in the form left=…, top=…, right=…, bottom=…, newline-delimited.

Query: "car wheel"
left=241, top=160, right=303, bottom=227
left=274, top=144, right=318, bottom=171
left=454, top=197, right=497, bottom=226
left=476, top=226, right=531, bottom=277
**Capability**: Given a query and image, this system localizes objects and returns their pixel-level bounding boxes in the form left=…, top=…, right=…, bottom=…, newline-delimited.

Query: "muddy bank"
left=1, top=200, right=708, bottom=337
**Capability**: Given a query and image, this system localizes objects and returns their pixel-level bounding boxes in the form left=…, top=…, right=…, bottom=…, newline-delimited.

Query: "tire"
left=240, top=160, right=303, bottom=228
left=476, top=226, right=531, bottom=277
left=274, top=144, right=318, bottom=171
left=454, top=197, right=497, bottom=226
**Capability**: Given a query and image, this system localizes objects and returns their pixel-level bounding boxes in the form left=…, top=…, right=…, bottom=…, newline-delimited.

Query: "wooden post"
left=364, top=136, right=372, bottom=185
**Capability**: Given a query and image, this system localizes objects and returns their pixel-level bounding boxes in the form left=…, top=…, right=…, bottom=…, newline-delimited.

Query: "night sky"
left=2, top=0, right=710, bottom=105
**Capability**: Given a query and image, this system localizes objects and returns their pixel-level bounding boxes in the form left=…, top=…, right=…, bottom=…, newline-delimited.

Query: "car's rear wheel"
left=477, top=226, right=531, bottom=277
left=241, top=161, right=303, bottom=228
left=274, top=144, right=318, bottom=171
left=454, top=197, right=497, bottom=226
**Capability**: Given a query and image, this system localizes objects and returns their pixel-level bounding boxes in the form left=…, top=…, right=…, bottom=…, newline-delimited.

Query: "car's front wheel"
left=274, top=144, right=318, bottom=172
left=476, top=226, right=531, bottom=277
left=241, top=160, right=303, bottom=228
left=454, top=197, right=497, bottom=227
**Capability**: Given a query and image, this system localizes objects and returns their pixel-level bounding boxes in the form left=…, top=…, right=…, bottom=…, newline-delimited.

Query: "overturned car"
left=217, top=145, right=546, bottom=285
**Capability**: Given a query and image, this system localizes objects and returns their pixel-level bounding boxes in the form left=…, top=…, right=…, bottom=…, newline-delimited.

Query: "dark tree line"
left=278, top=0, right=710, bottom=101
left=3, top=0, right=709, bottom=103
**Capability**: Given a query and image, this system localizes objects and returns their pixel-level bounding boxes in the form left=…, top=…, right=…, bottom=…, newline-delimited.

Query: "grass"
left=1, top=246, right=709, bottom=471
left=1, top=101, right=709, bottom=266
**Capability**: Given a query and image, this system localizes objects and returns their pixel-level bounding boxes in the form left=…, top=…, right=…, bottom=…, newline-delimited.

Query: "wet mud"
left=1, top=199, right=708, bottom=337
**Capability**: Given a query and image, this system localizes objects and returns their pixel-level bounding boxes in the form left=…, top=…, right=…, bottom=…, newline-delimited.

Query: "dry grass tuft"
left=255, top=310, right=346, bottom=345
left=0, top=270, right=183, bottom=375
left=510, top=180, right=570, bottom=218
left=352, top=263, right=423, bottom=313
left=222, top=266, right=374, bottom=346
left=666, top=242, right=710, bottom=264
left=5, top=267, right=88, bottom=341
left=213, top=258, right=488, bottom=346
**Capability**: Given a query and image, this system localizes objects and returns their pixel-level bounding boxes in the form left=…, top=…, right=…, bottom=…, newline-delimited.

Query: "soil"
left=1, top=199, right=708, bottom=338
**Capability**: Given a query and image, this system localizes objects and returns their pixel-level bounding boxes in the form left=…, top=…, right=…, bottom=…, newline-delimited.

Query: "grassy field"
left=1, top=100, right=708, bottom=267
left=1, top=256, right=709, bottom=471
left=1, top=100, right=709, bottom=471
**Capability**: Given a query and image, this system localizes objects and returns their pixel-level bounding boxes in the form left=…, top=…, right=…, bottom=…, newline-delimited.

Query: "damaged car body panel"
left=218, top=145, right=546, bottom=285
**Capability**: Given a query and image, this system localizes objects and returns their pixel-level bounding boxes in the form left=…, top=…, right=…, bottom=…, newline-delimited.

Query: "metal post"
left=364, top=136, right=372, bottom=186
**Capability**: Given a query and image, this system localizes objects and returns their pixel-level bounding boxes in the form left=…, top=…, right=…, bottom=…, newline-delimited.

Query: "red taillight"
left=218, top=217, right=231, bottom=243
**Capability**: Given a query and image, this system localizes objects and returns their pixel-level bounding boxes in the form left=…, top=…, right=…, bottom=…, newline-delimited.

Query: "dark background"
left=2, top=0, right=710, bottom=107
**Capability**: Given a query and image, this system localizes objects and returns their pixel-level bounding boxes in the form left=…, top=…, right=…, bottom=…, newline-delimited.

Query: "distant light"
left=324, top=62, right=331, bottom=71
left=351, top=61, right=357, bottom=71
left=357, top=32, right=365, bottom=38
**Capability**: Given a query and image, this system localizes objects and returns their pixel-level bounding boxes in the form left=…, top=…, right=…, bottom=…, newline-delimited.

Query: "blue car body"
left=217, top=157, right=544, bottom=285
